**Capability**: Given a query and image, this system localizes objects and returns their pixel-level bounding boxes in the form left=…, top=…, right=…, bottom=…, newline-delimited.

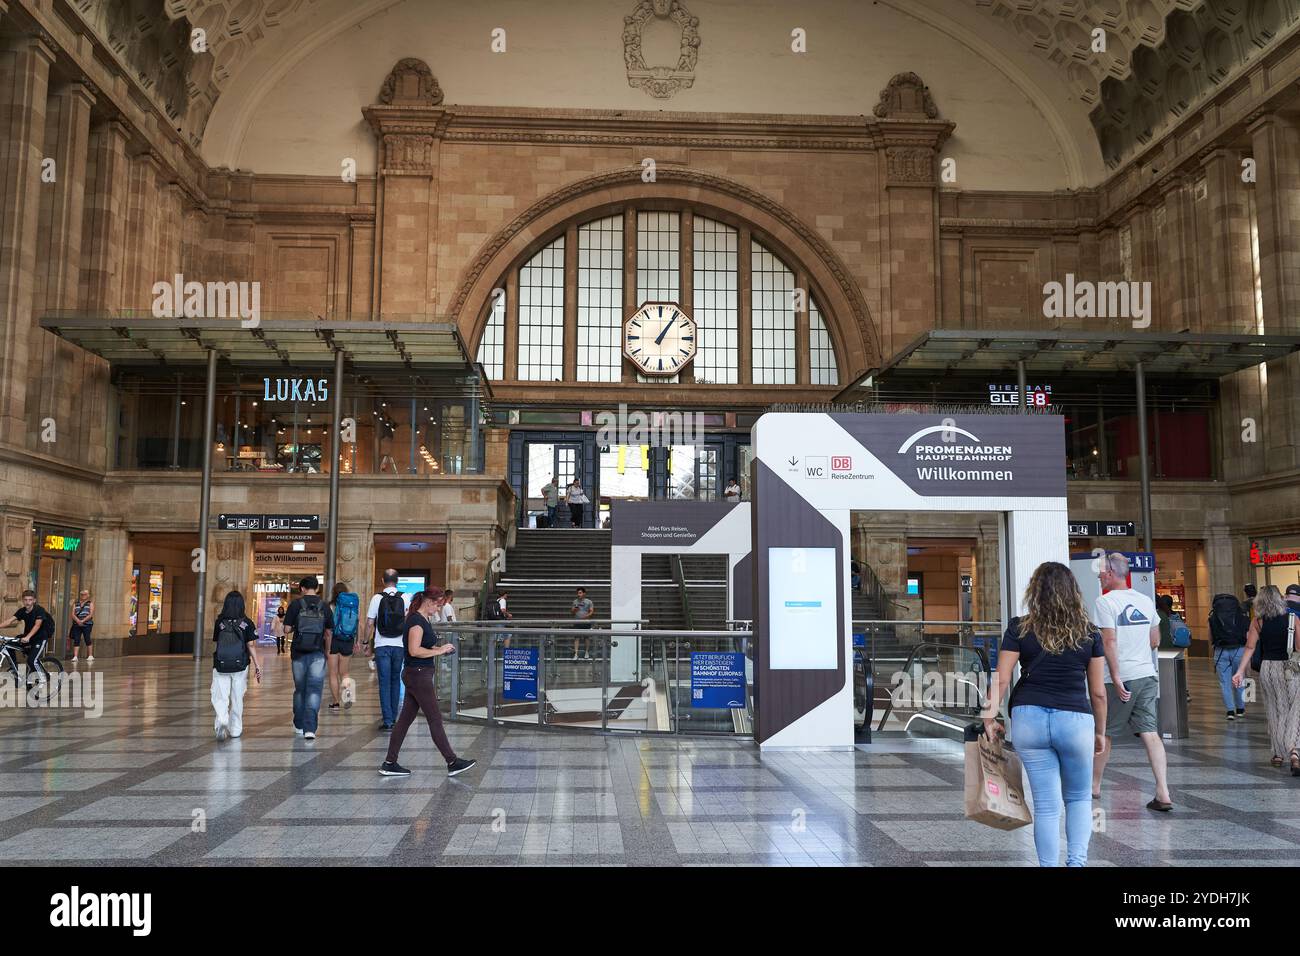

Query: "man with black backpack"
left=284, top=576, right=334, bottom=740
left=1209, top=591, right=1250, bottom=720
left=367, top=569, right=411, bottom=731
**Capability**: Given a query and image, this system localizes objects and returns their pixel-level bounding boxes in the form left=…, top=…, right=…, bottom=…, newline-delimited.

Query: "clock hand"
left=654, top=313, right=678, bottom=346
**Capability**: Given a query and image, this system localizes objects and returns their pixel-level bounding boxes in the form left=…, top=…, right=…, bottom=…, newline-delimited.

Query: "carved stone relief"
left=623, top=0, right=700, bottom=99
left=378, top=57, right=444, bottom=107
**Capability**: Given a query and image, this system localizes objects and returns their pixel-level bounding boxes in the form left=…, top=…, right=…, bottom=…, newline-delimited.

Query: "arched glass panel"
left=517, top=237, right=565, bottom=381
left=692, top=217, right=738, bottom=384
left=577, top=216, right=624, bottom=382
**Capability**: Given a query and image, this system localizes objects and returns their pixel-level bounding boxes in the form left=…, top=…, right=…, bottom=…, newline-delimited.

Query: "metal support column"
left=409, top=393, right=418, bottom=474
left=324, top=348, right=344, bottom=595
left=170, top=375, right=182, bottom=469
left=1016, top=360, right=1027, bottom=414
left=193, top=349, right=218, bottom=659
left=468, top=371, right=482, bottom=474
left=1135, top=361, right=1154, bottom=553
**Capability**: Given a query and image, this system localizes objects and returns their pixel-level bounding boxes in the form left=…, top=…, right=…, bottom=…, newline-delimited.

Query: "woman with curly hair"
left=985, top=561, right=1108, bottom=866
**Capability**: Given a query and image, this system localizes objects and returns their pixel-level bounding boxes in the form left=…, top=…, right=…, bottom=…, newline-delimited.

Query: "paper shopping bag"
left=963, top=723, right=1032, bottom=831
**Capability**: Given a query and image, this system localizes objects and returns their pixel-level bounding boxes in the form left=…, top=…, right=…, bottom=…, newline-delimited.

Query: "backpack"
left=1169, top=613, right=1192, bottom=648
left=376, top=592, right=407, bottom=637
left=214, top=618, right=249, bottom=673
left=1208, top=594, right=1248, bottom=648
left=293, top=597, right=327, bottom=653
left=482, top=597, right=503, bottom=621
left=333, top=592, right=359, bottom=642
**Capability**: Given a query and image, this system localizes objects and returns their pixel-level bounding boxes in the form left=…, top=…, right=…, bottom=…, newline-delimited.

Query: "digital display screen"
left=396, top=575, right=426, bottom=598
left=767, top=547, right=838, bottom=670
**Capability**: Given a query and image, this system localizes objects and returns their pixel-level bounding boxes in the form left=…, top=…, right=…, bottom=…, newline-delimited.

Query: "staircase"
left=640, top=554, right=728, bottom=630
left=494, top=529, right=611, bottom=621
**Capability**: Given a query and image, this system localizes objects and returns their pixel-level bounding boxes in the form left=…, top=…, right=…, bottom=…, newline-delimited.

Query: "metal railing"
left=434, top=624, right=753, bottom=736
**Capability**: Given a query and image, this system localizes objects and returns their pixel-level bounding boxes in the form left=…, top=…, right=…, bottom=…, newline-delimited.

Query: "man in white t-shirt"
left=366, top=569, right=411, bottom=731
left=1090, top=552, right=1172, bottom=811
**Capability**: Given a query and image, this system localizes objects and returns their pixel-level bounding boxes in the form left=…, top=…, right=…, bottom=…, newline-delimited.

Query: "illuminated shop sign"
left=1250, top=540, right=1300, bottom=566
left=263, top=377, right=328, bottom=402
left=988, top=384, right=1051, bottom=407
left=42, top=534, right=82, bottom=552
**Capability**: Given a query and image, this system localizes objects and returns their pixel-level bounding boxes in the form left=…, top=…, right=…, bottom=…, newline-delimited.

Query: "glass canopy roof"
left=836, top=329, right=1300, bottom=400
left=39, top=315, right=474, bottom=370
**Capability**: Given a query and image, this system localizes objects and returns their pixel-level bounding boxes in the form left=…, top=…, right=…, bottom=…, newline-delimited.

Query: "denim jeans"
left=374, top=645, right=405, bottom=726
left=291, top=652, right=326, bottom=734
left=1214, top=645, right=1246, bottom=712
left=1011, top=704, right=1095, bottom=867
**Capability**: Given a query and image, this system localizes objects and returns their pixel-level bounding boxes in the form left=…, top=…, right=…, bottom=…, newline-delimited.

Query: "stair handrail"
left=857, top=559, right=903, bottom=621
left=669, top=554, right=694, bottom=630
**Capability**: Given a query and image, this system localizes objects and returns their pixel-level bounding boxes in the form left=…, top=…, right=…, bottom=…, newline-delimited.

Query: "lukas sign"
left=263, top=377, right=328, bottom=402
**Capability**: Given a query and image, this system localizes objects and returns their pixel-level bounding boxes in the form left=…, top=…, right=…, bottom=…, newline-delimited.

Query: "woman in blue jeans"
left=985, top=561, right=1109, bottom=867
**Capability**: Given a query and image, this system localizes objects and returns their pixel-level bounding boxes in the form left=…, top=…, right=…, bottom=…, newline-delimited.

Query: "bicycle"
left=0, top=636, right=66, bottom=701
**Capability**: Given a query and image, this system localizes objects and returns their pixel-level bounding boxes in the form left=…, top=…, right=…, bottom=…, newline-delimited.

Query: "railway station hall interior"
left=1, top=0, right=1300, bottom=869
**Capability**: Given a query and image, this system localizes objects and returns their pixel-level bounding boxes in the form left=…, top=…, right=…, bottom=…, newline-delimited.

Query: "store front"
left=1251, top=537, right=1300, bottom=594
left=251, top=534, right=325, bottom=642
left=30, top=525, right=86, bottom=656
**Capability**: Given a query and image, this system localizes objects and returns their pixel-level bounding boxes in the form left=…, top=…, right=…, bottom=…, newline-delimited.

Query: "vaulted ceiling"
left=68, top=0, right=1300, bottom=177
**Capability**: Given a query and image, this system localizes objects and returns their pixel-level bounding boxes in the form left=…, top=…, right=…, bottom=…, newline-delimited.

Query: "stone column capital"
left=54, top=79, right=98, bottom=110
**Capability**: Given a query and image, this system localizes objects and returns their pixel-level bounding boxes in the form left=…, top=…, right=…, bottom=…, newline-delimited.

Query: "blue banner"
left=690, top=652, right=746, bottom=709
left=502, top=647, right=538, bottom=701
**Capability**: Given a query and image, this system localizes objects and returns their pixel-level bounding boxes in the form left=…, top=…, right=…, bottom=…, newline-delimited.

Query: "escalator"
left=859, top=637, right=992, bottom=741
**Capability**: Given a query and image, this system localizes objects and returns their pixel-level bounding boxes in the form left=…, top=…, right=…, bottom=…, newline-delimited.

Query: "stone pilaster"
left=84, top=525, right=130, bottom=655
left=30, top=80, right=96, bottom=458
left=1248, top=113, right=1300, bottom=334
left=0, top=29, right=56, bottom=446
left=363, top=58, right=446, bottom=320
left=871, top=73, right=952, bottom=359
left=122, top=149, right=166, bottom=311
left=208, top=531, right=253, bottom=639
left=975, top=521, right=1002, bottom=624
left=1156, top=177, right=1196, bottom=333
left=1, top=511, right=34, bottom=607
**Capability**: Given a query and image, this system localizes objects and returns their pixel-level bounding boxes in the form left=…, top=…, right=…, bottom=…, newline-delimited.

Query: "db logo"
left=831, top=456, right=852, bottom=471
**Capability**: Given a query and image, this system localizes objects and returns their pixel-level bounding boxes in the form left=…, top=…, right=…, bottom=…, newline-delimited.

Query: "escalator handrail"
left=874, top=639, right=992, bottom=732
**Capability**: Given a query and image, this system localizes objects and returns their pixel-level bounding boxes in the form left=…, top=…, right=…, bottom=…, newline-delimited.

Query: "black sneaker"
left=328, top=703, right=340, bottom=711
left=1236, top=708, right=1246, bottom=718
left=378, top=721, right=393, bottom=732
left=447, top=757, right=477, bottom=777
left=1226, top=711, right=1236, bottom=721
left=379, top=761, right=411, bottom=777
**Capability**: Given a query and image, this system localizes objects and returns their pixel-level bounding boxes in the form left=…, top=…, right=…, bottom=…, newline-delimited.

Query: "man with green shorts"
left=1090, top=552, right=1173, bottom=811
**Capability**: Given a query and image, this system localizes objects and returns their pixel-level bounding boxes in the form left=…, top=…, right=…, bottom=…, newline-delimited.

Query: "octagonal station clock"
left=623, top=301, right=697, bottom=376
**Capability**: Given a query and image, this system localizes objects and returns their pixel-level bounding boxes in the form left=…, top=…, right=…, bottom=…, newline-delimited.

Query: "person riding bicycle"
left=0, top=590, right=55, bottom=681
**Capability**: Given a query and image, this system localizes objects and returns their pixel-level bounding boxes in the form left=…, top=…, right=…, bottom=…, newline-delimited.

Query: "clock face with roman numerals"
left=623, top=301, right=697, bottom=377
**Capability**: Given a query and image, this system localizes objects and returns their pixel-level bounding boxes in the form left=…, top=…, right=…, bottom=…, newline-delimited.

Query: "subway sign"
left=42, top=534, right=81, bottom=552
left=1251, top=540, right=1300, bottom=566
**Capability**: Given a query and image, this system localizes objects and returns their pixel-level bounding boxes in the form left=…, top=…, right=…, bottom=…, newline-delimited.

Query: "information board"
left=502, top=647, right=538, bottom=702
left=690, top=652, right=746, bottom=708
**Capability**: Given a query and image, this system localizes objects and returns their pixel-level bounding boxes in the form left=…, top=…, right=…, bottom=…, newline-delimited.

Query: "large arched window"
left=476, top=205, right=840, bottom=388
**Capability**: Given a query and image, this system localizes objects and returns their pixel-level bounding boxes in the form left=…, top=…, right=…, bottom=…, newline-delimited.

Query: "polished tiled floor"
left=0, top=651, right=1295, bottom=865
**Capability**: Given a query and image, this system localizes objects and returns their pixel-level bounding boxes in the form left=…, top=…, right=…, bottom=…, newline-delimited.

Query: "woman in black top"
left=379, top=588, right=476, bottom=778
left=1234, top=585, right=1300, bottom=773
left=210, top=590, right=261, bottom=741
left=985, top=561, right=1109, bottom=866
